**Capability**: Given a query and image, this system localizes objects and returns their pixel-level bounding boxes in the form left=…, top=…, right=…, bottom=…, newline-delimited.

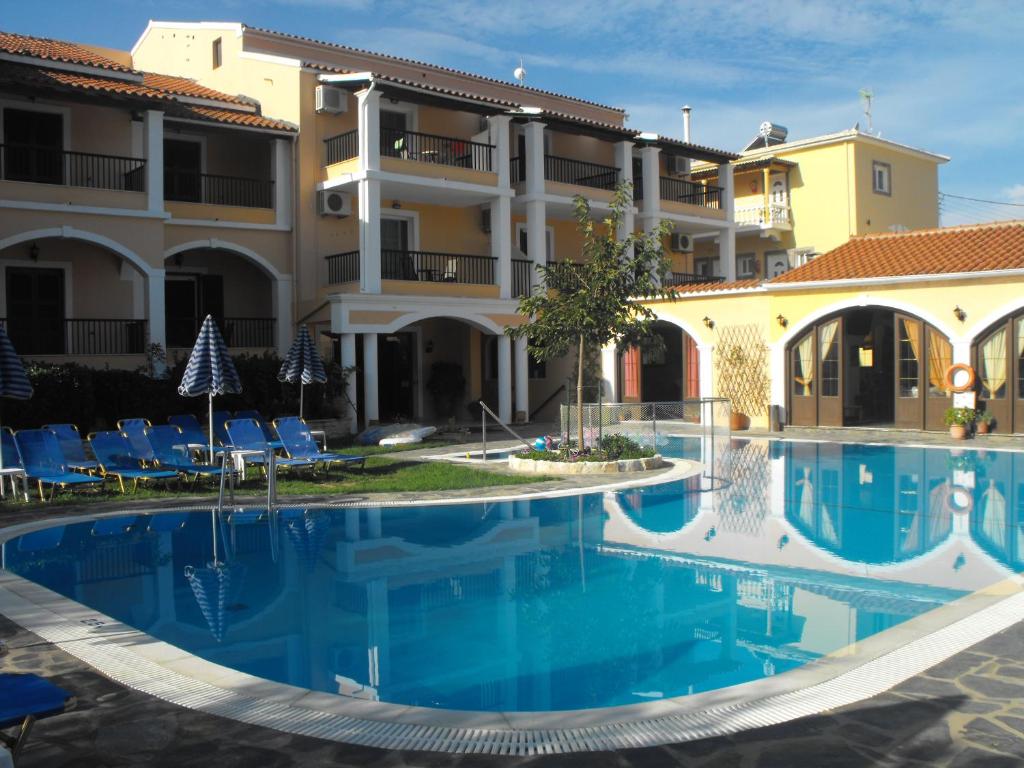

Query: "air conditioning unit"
left=480, top=206, right=491, bottom=233
left=671, top=155, right=690, bottom=176
left=318, top=190, right=351, bottom=217
left=315, top=85, right=347, bottom=114
left=670, top=232, right=694, bottom=253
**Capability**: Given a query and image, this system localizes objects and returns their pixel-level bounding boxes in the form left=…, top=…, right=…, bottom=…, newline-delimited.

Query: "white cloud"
left=1004, top=185, right=1024, bottom=204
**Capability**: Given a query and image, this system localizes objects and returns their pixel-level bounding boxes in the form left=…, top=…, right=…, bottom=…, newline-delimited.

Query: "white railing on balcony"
left=735, top=202, right=791, bottom=228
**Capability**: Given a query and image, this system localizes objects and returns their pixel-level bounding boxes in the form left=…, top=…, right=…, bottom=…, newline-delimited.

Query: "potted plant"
left=714, top=333, right=770, bottom=431
left=944, top=406, right=976, bottom=440
left=975, top=410, right=994, bottom=434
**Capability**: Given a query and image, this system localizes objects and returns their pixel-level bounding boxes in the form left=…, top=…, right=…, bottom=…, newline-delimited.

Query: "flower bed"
left=508, top=453, right=666, bottom=475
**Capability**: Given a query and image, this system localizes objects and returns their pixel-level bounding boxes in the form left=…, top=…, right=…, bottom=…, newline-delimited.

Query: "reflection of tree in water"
left=715, top=440, right=772, bottom=536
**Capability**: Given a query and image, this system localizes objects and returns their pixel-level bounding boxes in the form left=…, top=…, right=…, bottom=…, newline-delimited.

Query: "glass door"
left=818, top=318, right=842, bottom=426
left=894, top=314, right=924, bottom=428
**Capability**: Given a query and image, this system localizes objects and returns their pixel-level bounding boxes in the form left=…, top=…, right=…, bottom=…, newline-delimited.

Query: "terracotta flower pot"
left=730, top=412, right=751, bottom=431
left=949, top=424, right=968, bottom=440
left=976, top=421, right=990, bottom=435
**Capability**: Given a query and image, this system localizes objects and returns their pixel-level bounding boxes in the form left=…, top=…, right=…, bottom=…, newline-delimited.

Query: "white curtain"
left=795, top=333, right=814, bottom=396
left=981, top=328, right=1007, bottom=399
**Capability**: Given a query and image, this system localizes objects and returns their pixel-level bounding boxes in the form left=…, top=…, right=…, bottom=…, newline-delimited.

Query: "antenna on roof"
left=513, top=57, right=526, bottom=87
left=859, top=88, right=874, bottom=134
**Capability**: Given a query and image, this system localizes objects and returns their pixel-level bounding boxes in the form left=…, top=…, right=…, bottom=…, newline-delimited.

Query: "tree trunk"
left=577, top=334, right=585, bottom=451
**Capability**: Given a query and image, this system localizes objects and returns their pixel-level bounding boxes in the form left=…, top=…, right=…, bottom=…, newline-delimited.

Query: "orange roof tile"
left=0, top=30, right=135, bottom=73
left=141, top=73, right=251, bottom=106
left=181, top=105, right=294, bottom=132
left=770, top=221, right=1024, bottom=284
left=669, top=278, right=761, bottom=294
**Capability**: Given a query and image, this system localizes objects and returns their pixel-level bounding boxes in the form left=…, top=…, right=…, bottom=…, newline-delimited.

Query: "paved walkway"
left=2, top=436, right=1024, bottom=766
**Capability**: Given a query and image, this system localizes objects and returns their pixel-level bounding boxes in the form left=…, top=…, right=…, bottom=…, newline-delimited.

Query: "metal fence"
left=559, top=397, right=732, bottom=450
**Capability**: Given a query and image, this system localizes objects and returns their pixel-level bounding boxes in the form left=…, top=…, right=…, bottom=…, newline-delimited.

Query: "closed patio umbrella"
left=277, top=325, right=326, bottom=419
left=178, top=315, right=242, bottom=462
left=0, top=325, right=32, bottom=472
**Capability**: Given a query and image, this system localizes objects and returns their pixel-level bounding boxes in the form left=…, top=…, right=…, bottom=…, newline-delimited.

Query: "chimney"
left=681, top=105, right=692, bottom=143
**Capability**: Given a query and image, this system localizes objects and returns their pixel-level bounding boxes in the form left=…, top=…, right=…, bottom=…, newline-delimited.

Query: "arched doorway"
left=973, top=311, right=1024, bottom=433
left=787, top=308, right=952, bottom=429
left=621, top=321, right=699, bottom=404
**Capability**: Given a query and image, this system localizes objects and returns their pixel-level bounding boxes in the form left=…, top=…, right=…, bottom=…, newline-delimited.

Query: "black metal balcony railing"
left=165, top=170, right=274, bottom=208
left=0, top=144, right=146, bottom=192
left=512, top=258, right=534, bottom=297
left=0, top=318, right=147, bottom=356
left=326, top=250, right=360, bottom=284
left=663, top=272, right=726, bottom=287
left=660, top=177, right=722, bottom=209
left=510, top=155, right=620, bottom=191
left=545, top=260, right=584, bottom=291
left=381, top=128, right=493, bottom=172
left=382, top=250, right=496, bottom=285
left=324, top=130, right=359, bottom=165
left=167, top=317, right=275, bottom=349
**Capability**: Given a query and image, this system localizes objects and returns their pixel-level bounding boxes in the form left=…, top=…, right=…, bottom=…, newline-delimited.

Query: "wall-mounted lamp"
left=702, top=316, right=714, bottom=329
left=953, top=553, right=966, bottom=572
left=776, top=314, right=788, bottom=328
left=391, top=201, right=402, bottom=210
left=28, top=242, right=39, bottom=261
left=424, top=339, right=434, bottom=354
left=953, top=305, right=966, bottom=322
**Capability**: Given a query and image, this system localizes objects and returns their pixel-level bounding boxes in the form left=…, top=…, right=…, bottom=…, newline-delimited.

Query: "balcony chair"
left=146, top=425, right=225, bottom=490
left=14, top=430, right=104, bottom=502
left=43, top=423, right=100, bottom=474
left=87, top=431, right=178, bottom=494
left=441, top=257, right=459, bottom=282
left=0, top=673, right=76, bottom=765
left=116, top=418, right=157, bottom=465
left=224, top=418, right=316, bottom=478
left=0, top=428, right=29, bottom=502
left=273, top=417, right=366, bottom=474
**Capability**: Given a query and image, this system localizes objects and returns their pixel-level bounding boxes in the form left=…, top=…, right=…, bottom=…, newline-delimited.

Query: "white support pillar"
left=718, top=162, right=737, bottom=282
left=525, top=199, right=547, bottom=288
left=143, top=110, right=164, bottom=213
left=273, top=276, right=293, bottom=358
left=357, top=88, right=382, bottom=294
left=524, top=121, right=546, bottom=196
left=492, top=196, right=512, bottom=298
left=489, top=115, right=512, bottom=188
left=639, top=145, right=661, bottom=217
left=273, top=138, right=293, bottom=229
left=340, top=333, right=357, bottom=431
left=601, top=344, right=618, bottom=402
left=498, top=334, right=512, bottom=424
left=514, top=335, right=528, bottom=422
left=615, top=141, right=635, bottom=241
left=146, top=269, right=166, bottom=361
left=362, top=333, right=379, bottom=427
left=357, top=88, right=381, bottom=171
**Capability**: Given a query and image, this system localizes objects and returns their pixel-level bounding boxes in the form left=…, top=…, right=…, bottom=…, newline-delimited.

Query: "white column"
left=146, top=269, right=166, bottom=363
left=526, top=199, right=547, bottom=287
left=357, top=88, right=382, bottom=294
left=340, top=333, right=357, bottom=431
left=143, top=110, right=164, bottom=213
left=273, top=276, right=293, bottom=357
left=362, top=333, right=379, bottom=427
left=273, top=138, right=293, bottom=229
left=718, top=162, right=737, bottom=282
left=498, top=334, right=512, bottom=423
left=489, top=115, right=512, bottom=188
left=357, top=88, right=381, bottom=171
left=601, top=344, right=618, bottom=402
left=615, top=141, right=635, bottom=240
left=492, top=196, right=512, bottom=298
left=639, top=145, right=661, bottom=217
left=514, top=334, right=528, bottom=422
left=524, top=121, right=546, bottom=195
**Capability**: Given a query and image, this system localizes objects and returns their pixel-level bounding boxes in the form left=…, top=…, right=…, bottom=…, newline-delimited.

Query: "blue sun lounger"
left=15, top=430, right=104, bottom=502
left=42, top=423, right=99, bottom=474
left=146, top=425, right=224, bottom=489
left=117, top=418, right=156, bottom=465
left=273, top=417, right=365, bottom=473
left=224, top=419, right=315, bottom=475
left=234, top=410, right=284, bottom=450
left=88, top=431, right=178, bottom=494
left=0, top=673, right=76, bottom=762
left=212, top=410, right=234, bottom=449
left=0, top=428, right=28, bottom=502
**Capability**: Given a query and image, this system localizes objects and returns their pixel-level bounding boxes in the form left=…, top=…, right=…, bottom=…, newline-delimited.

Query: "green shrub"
left=598, top=434, right=652, bottom=460
left=944, top=406, right=976, bottom=427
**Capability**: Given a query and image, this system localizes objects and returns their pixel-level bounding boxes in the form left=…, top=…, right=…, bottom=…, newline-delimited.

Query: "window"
left=736, top=253, right=758, bottom=279
left=819, top=320, right=840, bottom=397
left=765, top=250, right=789, bottom=278
left=6, top=267, right=64, bottom=354
left=2, top=108, right=64, bottom=184
left=515, top=224, right=553, bottom=261
left=380, top=217, right=413, bottom=279
left=694, top=257, right=719, bottom=277
left=897, top=317, right=920, bottom=398
left=979, top=326, right=1008, bottom=400
left=212, top=37, right=222, bottom=69
left=872, top=161, right=892, bottom=195
left=793, top=331, right=814, bottom=397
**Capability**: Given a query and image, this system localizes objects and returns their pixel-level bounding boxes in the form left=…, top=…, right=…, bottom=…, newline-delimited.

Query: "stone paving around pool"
left=2, top=431, right=1024, bottom=766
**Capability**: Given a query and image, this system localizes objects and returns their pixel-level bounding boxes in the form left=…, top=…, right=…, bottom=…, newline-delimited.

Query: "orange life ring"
left=942, top=484, right=974, bottom=516
left=944, top=363, right=976, bottom=393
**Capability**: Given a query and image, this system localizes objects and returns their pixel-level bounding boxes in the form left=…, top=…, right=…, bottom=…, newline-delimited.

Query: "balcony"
left=512, top=258, right=534, bottom=297
left=0, top=144, right=145, bottom=192
left=735, top=202, right=792, bottom=229
left=324, top=129, right=494, bottom=172
left=510, top=155, right=620, bottom=191
left=167, top=316, right=275, bottom=349
left=2, top=318, right=147, bottom=356
left=659, top=177, right=722, bottom=209
left=164, top=170, right=274, bottom=209
left=663, top=272, right=726, bottom=288
left=326, top=250, right=498, bottom=288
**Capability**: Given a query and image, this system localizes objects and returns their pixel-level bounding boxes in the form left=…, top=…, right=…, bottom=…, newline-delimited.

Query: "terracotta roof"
left=770, top=221, right=1024, bottom=284
left=690, top=156, right=795, bottom=180
left=141, top=73, right=252, bottom=106
left=0, top=63, right=172, bottom=100
left=669, top=278, right=762, bottom=294
left=0, top=30, right=136, bottom=73
left=249, top=24, right=625, bottom=114
left=180, top=105, right=294, bottom=132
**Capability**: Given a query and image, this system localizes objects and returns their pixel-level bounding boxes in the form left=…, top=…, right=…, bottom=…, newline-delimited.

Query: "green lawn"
left=3, top=455, right=548, bottom=509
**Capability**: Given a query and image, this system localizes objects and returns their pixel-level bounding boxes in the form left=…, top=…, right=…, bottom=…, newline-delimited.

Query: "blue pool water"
left=4, top=438, right=1022, bottom=712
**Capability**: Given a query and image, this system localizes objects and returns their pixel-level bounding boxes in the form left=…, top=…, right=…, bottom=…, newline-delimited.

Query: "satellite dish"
left=513, top=58, right=526, bottom=86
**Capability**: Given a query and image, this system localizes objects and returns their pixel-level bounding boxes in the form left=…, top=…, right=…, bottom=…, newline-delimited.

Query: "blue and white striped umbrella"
left=0, top=325, right=32, bottom=471
left=277, top=325, right=326, bottom=419
left=178, top=315, right=241, bottom=461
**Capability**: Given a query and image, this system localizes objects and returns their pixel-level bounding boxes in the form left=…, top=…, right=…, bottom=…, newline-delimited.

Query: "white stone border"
left=508, top=454, right=666, bottom=475
left=2, top=451, right=1024, bottom=754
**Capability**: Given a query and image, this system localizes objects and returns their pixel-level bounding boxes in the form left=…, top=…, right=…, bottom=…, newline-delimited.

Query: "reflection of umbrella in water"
left=184, top=509, right=246, bottom=642
left=281, top=508, right=328, bottom=571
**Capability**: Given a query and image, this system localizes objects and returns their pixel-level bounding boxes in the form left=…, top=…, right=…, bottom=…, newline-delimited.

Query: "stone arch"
left=0, top=226, right=155, bottom=277
left=163, top=238, right=284, bottom=281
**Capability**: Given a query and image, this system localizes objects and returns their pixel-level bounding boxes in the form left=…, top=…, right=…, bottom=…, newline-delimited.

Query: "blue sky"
left=8, top=0, right=1024, bottom=225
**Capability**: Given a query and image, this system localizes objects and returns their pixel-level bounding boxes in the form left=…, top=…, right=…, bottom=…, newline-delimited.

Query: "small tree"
left=507, top=183, right=673, bottom=450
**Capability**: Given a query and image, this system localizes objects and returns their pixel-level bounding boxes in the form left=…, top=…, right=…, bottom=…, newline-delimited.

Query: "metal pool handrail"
left=478, top=400, right=532, bottom=461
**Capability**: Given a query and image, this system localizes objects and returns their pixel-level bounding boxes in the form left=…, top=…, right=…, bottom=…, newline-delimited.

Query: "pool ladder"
left=216, top=448, right=278, bottom=514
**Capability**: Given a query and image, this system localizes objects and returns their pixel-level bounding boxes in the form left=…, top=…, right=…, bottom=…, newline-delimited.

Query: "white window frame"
left=163, top=132, right=208, bottom=175
left=872, top=161, right=892, bottom=196
left=736, top=252, right=758, bottom=279
left=380, top=101, right=419, bottom=133
left=513, top=222, right=554, bottom=261
left=0, top=98, right=72, bottom=151
left=380, top=209, right=420, bottom=251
